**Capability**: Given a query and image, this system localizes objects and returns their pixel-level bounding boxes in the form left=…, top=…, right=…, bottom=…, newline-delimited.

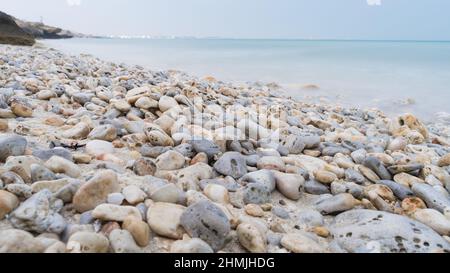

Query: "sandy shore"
left=0, top=44, right=450, bottom=253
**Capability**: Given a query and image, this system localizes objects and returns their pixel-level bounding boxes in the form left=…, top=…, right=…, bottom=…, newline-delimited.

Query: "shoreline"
left=1, top=44, right=450, bottom=253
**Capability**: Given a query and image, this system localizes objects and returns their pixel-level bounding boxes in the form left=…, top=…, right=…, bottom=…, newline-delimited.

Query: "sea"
left=42, top=38, right=450, bottom=122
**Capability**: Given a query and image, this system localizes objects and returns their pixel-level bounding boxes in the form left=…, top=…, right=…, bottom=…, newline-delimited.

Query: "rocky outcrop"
left=15, top=19, right=86, bottom=39
left=0, top=11, right=35, bottom=46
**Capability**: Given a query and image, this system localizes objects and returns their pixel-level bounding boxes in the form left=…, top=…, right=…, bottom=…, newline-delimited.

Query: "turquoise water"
left=43, top=38, right=450, bottom=121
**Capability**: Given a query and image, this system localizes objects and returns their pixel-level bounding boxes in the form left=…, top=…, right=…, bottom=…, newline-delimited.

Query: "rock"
left=329, top=210, right=450, bottom=253
left=4, top=155, right=40, bottom=183
left=257, top=156, right=285, bottom=172
left=398, top=113, right=429, bottom=139
left=0, top=230, right=45, bottom=253
left=150, top=183, right=182, bottom=204
left=274, top=172, right=304, bottom=200
left=213, top=152, right=247, bottom=179
left=5, top=184, right=32, bottom=198
left=245, top=204, right=264, bottom=217
left=135, top=96, right=158, bottom=109
left=180, top=201, right=231, bottom=251
left=0, top=135, right=27, bottom=162
left=113, top=100, right=131, bottom=112
left=344, top=169, right=366, bottom=185
left=191, top=152, right=208, bottom=165
left=297, top=209, right=324, bottom=228
left=159, top=95, right=179, bottom=112
left=33, top=147, right=73, bottom=162
left=45, top=156, right=81, bottom=178
left=387, top=137, right=407, bottom=151
left=133, top=157, right=156, bottom=176
left=281, top=233, right=325, bottom=253
left=123, top=185, right=147, bottom=205
left=73, top=153, right=92, bottom=164
left=330, top=181, right=364, bottom=199
left=315, top=193, right=359, bottom=215
left=73, top=170, right=120, bottom=213
left=272, top=206, right=290, bottom=219
left=199, top=178, right=240, bottom=192
left=100, top=222, right=121, bottom=237
left=147, top=202, right=185, bottom=239
left=155, top=150, right=185, bottom=170
left=0, top=11, right=35, bottom=46
left=92, top=204, right=141, bottom=222
left=109, top=229, right=141, bottom=253
left=305, top=179, right=330, bottom=195
left=376, top=180, right=414, bottom=200
left=30, top=178, right=72, bottom=193
left=30, top=164, right=56, bottom=182
left=240, top=170, right=276, bottom=192
left=282, top=135, right=306, bottom=154
left=66, top=232, right=109, bottom=253
left=203, top=184, right=229, bottom=204
left=363, top=156, right=392, bottom=180
left=88, top=124, right=117, bottom=141
left=10, top=98, right=33, bottom=117
left=243, top=183, right=271, bottom=205
left=237, top=223, right=267, bottom=253
left=411, top=209, right=450, bottom=236
left=438, top=153, right=450, bottom=167
left=107, top=193, right=125, bottom=205
left=401, top=197, right=427, bottom=214
left=170, top=237, right=214, bottom=253
left=62, top=122, right=90, bottom=139
left=314, top=170, right=337, bottom=184
left=0, top=190, right=19, bottom=219
left=394, top=173, right=423, bottom=186
left=411, top=183, right=450, bottom=213
left=9, top=190, right=66, bottom=234
left=36, top=90, right=57, bottom=100
left=191, top=139, right=221, bottom=159
left=122, top=216, right=150, bottom=247
left=0, top=119, right=8, bottom=131
left=85, top=140, right=114, bottom=157
left=387, top=164, right=423, bottom=175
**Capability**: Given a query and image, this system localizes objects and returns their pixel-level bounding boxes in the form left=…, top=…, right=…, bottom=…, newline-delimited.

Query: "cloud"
left=67, top=0, right=82, bottom=7
left=367, top=0, right=382, bottom=6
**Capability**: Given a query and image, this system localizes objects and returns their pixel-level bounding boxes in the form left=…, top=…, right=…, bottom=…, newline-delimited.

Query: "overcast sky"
left=2, top=0, right=450, bottom=40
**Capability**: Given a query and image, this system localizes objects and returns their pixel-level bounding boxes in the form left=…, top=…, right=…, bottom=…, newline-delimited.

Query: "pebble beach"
left=1, top=44, right=450, bottom=253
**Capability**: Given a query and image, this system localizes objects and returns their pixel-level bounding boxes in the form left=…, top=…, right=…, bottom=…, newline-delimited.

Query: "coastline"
left=1, top=43, right=450, bottom=253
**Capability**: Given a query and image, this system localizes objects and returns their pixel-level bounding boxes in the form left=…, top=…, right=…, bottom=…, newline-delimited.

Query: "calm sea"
left=43, top=38, right=450, bottom=121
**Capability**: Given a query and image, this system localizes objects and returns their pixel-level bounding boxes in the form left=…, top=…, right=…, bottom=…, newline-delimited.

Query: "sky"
left=1, top=0, right=450, bottom=40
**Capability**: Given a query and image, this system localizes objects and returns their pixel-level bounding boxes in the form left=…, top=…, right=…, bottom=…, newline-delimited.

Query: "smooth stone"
left=0, top=229, right=45, bottom=253
left=92, top=204, right=142, bottom=222
left=30, top=164, right=56, bottom=182
left=331, top=181, right=364, bottom=199
left=133, top=157, right=156, bottom=176
left=0, top=135, right=27, bottom=162
left=79, top=211, right=95, bottom=225
left=5, top=184, right=33, bottom=198
left=376, top=180, right=414, bottom=200
left=213, top=152, right=247, bottom=179
left=203, top=184, right=229, bottom=204
left=36, top=90, right=57, bottom=100
left=237, top=223, right=267, bottom=253
left=0, top=190, right=19, bottom=219
left=329, top=209, right=450, bottom=253
left=73, top=170, right=120, bottom=213
left=9, top=190, right=66, bottom=234
left=62, top=122, right=90, bottom=139
left=150, top=184, right=182, bottom=204
left=387, top=164, right=423, bottom=175
left=123, top=185, right=147, bottom=205
left=159, top=95, right=179, bottom=112
left=10, top=99, right=33, bottom=117
left=272, top=206, right=290, bottom=219
left=387, top=137, right=407, bottom=151
left=0, top=119, right=8, bottom=131
left=245, top=204, right=265, bottom=217
left=297, top=209, right=324, bottom=228
left=282, top=135, right=306, bottom=154
left=4, top=155, right=41, bottom=183
left=274, top=172, right=304, bottom=201
left=394, top=172, right=424, bottom=186
left=174, top=143, right=195, bottom=158
left=363, top=156, right=392, bottom=180
left=411, top=209, right=450, bottom=236
left=170, top=237, right=214, bottom=253
left=358, top=165, right=380, bottom=182
left=199, top=178, right=240, bottom=192
left=135, top=96, right=158, bottom=109
left=305, top=179, right=331, bottom=195
left=140, top=145, right=171, bottom=158
left=88, top=124, right=117, bottom=142
left=281, top=233, right=325, bottom=253
left=240, top=170, right=276, bottom=192
left=122, top=216, right=150, bottom=247
left=344, top=169, right=366, bottom=185
left=411, top=183, right=450, bottom=213
left=45, top=156, right=81, bottom=178
left=107, top=193, right=125, bottom=205
left=314, top=170, right=337, bottom=184
left=85, top=140, right=114, bottom=157
left=438, top=153, right=450, bottom=167
left=147, top=202, right=185, bottom=239
left=257, top=156, right=286, bottom=172
left=31, top=178, right=72, bottom=193
left=109, top=229, right=141, bottom=253
left=351, top=149, right=367, bottom=165
left=155, top=150, right=185, bottom=170
left=66, top=232, right=109, bottom=253
left=180, top=200, right=231, bottom=251
left=33, top=148, right=73, bottom=162
left=315, top=193, right=359, bottom=215
left=191, top=139, right=221, bottom=159
left=243, top=183, right=271, bottom=205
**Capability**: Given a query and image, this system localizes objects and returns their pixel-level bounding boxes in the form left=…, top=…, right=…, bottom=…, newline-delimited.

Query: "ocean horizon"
left=43, top=38, right=450, bottom=122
